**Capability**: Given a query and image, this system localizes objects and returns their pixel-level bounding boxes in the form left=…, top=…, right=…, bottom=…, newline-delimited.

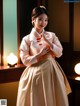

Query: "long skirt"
left=16, top=58, right=71, bottom=106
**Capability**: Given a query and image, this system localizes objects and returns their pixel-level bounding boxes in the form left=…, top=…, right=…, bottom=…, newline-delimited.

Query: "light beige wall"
left=74, top=3, right=80, bottom=51
left=48, top=0, right=69, bottom=42
left=0, top=82, right=19, bottom=106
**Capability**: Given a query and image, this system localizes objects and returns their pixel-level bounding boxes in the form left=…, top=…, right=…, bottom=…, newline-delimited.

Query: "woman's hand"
left=41, top=33, right=47, bottom=41
left=40, top=46, right=50, bottom=56
left=35, top=46, right=50, bottom=59
left=34, top=46, right=50, bottom=62
left=41, top=33, right=53, bottom=49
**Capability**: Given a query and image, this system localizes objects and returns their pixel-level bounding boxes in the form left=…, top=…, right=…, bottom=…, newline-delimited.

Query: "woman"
left=16, top=6, right=71, bottom=106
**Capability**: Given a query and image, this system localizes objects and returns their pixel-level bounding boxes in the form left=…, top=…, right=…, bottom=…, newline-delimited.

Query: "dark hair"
left=31, top=6, right=48, bottom=19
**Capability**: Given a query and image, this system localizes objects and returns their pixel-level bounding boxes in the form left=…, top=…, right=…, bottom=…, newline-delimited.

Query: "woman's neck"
left=34, top=28, right=43, bottom=34
left=34, top=28, right=43, bottom=35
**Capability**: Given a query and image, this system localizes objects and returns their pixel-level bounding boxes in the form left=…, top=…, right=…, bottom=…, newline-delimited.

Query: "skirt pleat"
left=16, top=58, right=71, bottom=106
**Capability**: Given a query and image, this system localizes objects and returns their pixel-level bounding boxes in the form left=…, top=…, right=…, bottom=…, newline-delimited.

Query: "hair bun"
left=31, top=5, right=48, bottom=19
left=40, top=6, right=46, bottom=10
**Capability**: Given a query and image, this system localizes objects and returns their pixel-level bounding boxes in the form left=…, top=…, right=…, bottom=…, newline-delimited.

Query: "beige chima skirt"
left=16, top=58, right=71, bottom=106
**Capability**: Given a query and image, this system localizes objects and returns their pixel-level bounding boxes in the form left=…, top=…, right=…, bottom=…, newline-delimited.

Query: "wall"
left=0, top=0, right=3, bottom=65
left=0, top=82, right=19, bottom=106
left=3, top=0, right=18, bottom=65
left=74, top=3, right=80, bottom=51
left=48, top=0, right=69, bottom=42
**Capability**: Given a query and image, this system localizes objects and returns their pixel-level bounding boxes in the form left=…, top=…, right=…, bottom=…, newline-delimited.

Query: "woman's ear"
left=32, top=17, right=35, bottom=25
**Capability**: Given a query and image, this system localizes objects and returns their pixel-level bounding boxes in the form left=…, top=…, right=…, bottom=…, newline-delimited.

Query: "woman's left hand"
left=41, top=33, right=53, bottom=49
left=41, top=33, right=47, bottom=41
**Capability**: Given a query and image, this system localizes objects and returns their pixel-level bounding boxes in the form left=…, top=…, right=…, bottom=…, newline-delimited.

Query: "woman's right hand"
left=39, top=47, right=50, bottom=56
left=35, top=47, right=50, bottom=62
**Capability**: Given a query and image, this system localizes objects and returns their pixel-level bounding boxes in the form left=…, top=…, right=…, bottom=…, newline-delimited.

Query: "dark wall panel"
left=19, top=0, right=37, bottom=41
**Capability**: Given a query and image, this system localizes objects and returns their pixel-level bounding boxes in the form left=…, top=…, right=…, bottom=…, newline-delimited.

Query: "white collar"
left=30, top=28, right=44, bottom=42
left=32, top=28, right=44, bottom=36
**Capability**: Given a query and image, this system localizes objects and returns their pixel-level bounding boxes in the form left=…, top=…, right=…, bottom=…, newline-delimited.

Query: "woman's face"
left=33, top=14, right=48, bottom=32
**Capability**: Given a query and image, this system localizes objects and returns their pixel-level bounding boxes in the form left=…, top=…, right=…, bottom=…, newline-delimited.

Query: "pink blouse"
left=20, top=28, right=63, bottom=66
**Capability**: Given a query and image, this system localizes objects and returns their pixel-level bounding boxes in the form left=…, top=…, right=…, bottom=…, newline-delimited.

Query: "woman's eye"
left=45, top=19, right=48, bottom=22
left=38, top=18, right=42, bottom=21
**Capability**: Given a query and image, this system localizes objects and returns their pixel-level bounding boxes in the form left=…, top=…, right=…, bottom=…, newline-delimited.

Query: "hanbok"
left=16, top=28, right=71, bottom=106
